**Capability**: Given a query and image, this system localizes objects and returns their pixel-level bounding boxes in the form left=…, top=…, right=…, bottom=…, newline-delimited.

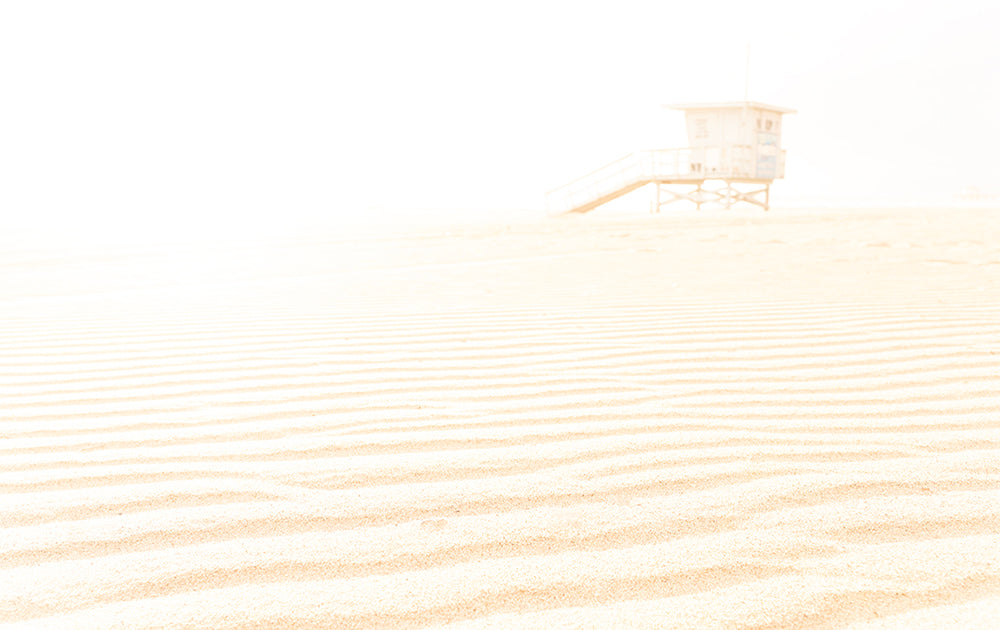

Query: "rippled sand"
left=2, top=207, right=1000, bottom=628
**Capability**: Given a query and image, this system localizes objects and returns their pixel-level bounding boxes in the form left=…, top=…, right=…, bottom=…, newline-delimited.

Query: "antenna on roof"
left=742, top=43, right=751, bottom=139
left=744, top=43, right=751, bottom=103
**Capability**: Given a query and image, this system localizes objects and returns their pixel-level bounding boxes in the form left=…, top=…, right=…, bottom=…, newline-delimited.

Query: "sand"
left=2, top=206, right=999, bottom=628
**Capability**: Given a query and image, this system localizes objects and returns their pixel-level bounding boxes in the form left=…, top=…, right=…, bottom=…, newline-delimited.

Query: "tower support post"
left=653, top=180, right=772, bottom=212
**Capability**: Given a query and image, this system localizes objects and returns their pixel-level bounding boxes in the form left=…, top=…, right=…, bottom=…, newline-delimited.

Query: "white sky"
left=1, top=1, right=998, bottom=238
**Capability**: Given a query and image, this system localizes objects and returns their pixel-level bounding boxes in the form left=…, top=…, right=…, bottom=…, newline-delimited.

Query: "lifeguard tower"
left=546, top=102, right=795, bottom=213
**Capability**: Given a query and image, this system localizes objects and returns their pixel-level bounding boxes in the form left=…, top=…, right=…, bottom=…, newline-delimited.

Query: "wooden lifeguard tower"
left=546, top=101, right=794, bottom=213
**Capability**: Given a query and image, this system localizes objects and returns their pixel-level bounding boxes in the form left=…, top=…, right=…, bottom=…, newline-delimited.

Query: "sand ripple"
left=2, top=208, right=1000, bottom=628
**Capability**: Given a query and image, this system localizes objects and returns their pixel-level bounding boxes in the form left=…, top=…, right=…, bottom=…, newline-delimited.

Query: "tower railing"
left=546, top=147, right=785, bottom=214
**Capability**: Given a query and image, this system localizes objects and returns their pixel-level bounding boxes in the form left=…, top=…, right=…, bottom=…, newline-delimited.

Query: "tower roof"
left=665, top=101, right=796, bottom=114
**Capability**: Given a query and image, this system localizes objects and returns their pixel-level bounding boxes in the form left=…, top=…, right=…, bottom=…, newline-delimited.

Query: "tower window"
left=695, top=118, right=709, bottom=139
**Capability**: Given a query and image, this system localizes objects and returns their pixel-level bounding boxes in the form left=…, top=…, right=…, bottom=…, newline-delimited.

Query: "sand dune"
left=2, top=207, right=999, bottom=628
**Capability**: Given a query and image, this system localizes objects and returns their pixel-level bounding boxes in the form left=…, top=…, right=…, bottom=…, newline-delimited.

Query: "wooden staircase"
left=546, top=147, right=782, bottom=214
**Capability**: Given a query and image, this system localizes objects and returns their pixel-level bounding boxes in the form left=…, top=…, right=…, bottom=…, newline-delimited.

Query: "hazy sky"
left=2, top=1, right=997, bottom=237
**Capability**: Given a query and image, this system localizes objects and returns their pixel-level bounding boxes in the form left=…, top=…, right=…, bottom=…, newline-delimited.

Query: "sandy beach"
left=2, top=206, right=999, bottom=629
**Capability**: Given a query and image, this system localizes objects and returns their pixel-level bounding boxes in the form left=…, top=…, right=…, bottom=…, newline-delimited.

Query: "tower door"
left=755, top=130, right=779, bottom=179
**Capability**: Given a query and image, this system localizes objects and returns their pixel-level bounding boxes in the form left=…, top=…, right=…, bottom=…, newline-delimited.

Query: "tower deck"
left=546, top=147, right=786, bottom=214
